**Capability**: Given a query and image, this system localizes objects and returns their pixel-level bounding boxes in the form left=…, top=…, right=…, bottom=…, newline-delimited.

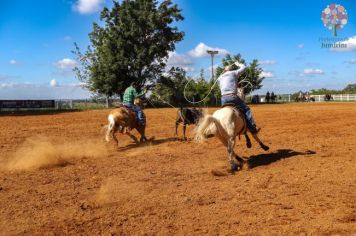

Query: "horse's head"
left=192, top=107, right=204, bottom=122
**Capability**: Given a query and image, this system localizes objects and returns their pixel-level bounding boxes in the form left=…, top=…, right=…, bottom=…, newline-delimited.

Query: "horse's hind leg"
left=216, top=133, right=243, bottom=172
left=183, top=124, right=187, bottom=140
left=111, top=128, right=119, bottom=147
left=227, top=137, right=244, bottom=172
left=251, top=133, right=269, bottom=151
left=106, top=123, right=118, bottom=145
left=175, top=121, right=179, bottom=137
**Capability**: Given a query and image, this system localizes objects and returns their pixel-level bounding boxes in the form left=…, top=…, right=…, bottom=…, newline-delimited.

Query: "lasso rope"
left=148, top=61, right=255, bottom=109
left=183, top=62, right=254, bottom=105
left=143, top=61, right=256, bottom=125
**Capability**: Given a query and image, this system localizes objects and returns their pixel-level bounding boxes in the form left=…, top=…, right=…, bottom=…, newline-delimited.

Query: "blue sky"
left=0, top=0, right=355, bottom=99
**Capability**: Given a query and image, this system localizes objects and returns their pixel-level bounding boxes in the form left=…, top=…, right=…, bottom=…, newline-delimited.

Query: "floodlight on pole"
left=207, top=50, right=219, bottom=80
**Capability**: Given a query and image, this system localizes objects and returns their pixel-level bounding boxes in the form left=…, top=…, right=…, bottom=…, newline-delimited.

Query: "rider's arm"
left=133, top=88, right=145, bottom=98
left=232, top=63, right=247, bottom=77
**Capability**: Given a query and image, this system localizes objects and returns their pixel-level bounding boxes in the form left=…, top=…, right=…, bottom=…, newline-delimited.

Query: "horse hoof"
left=261, top=145, right=269, bottom=151
left=230, top=162, right=238, bottom=172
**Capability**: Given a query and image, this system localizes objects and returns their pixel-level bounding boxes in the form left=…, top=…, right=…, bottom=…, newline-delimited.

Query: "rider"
left=122, top=82, right=145, bottom=126
left=218, top=62, right=260, bottom=134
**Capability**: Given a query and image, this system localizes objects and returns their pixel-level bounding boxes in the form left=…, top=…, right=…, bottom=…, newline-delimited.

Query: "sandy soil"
left=0, top=103, right=355, bottom=235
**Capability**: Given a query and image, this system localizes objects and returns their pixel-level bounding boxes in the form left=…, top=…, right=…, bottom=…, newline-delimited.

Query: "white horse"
left=195, top=106, right=269, bottom=172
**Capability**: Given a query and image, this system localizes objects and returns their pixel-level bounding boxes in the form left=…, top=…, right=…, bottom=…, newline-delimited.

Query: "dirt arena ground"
left=0, top=103, right=355, bottom=235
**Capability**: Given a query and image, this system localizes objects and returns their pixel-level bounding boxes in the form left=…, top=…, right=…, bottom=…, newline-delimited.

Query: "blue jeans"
left=221, top=95, right=257, bottom=133
left=123, top=103, right=145, bottom=126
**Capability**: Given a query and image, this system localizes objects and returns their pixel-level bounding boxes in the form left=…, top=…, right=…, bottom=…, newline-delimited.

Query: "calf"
left=175, top=107, right=203, bottom=140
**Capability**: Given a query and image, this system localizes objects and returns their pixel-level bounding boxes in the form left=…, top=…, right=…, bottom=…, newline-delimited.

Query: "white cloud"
left=64, top=36, right=72, bottom=41
left=50, top=79, right=58, bottom=87
left=9, top=59, right=17, bottom=65
left=188, top=43, right=229, bottom=58
left=259, top=60, right=277, bottom=65
left=302, top=68, right=324, bottom=76
left=166, top=51, right=193, bottom=67
left=73, top=0, right=104, bottom=14
left=165, top=51, right=195, bottom=72
left=55, top=58, right=77, bottom=70
left=298, top=44, right=304, bottom=49
left=260, top=71, right=275, bottom=78
left=331, top=36, right=356, bottom=52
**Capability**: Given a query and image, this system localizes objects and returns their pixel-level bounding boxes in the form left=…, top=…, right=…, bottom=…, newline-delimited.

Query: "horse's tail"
left=105, top=114, right=116, bottom=142
left=195, top=114, right=228, bottom=142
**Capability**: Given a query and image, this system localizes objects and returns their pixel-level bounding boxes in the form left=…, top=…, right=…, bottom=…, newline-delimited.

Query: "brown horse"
left=105, top=98, right=147, bottom=146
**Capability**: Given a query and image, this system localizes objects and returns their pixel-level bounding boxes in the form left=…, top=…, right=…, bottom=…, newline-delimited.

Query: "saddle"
left=115, top=103, right=132, bottom=111
left=221, top=103, right=236, bottom=108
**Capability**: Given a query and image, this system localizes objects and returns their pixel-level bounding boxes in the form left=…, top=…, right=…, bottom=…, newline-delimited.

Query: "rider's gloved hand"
left=234, top=61, right=245, bottom=68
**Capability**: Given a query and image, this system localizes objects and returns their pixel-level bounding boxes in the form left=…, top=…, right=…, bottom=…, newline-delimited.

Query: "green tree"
left=151, top=67, right=193, bottom=106
left=73, top=0, right=184, bottom=104
left=342, top=84, right=356, bottom=93
left=215, top=54, right=265, bottom=95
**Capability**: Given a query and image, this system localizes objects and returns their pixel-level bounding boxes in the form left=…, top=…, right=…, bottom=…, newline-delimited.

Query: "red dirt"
left=0, top=103, right=355, bottom=235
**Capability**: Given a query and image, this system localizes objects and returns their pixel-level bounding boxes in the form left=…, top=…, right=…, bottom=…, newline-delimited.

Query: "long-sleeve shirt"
left=122, top=86, right=144, bottom=104
left=218, top=64, right=247, bottom=96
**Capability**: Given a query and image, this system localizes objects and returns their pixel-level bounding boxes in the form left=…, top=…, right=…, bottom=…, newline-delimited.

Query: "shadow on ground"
left=247, top=149, right=316, bottom=169
left=118, top=137, right=178, bottom=151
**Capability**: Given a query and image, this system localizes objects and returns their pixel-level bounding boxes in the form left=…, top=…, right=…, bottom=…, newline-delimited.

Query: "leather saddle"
left=221, top=103, right=236, bottom=108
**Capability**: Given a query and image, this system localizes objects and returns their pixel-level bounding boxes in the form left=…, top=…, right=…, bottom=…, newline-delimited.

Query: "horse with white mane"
left=195, top=105, right=269, bottom=172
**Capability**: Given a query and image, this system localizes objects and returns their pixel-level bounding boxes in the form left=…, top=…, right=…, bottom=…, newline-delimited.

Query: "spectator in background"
left=266, top=91, right=270, bottom=103
left=271, top=92, right=276, bottom=103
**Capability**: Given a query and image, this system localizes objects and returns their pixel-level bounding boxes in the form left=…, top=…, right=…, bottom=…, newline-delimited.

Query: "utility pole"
left=207, top=50, right=218, bottom=106
left=206, top=50, right=219, bottom=80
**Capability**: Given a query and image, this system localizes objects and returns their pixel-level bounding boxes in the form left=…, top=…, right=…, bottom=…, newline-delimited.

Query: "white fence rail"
left=310, top=94, right=356, bottom=102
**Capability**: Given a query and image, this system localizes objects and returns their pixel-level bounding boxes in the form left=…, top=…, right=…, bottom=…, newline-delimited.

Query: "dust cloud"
left=4, top=136, right=108, bottom=171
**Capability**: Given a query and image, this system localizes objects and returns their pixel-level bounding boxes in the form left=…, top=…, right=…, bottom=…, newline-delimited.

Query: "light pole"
left=206, top=50, right=218, bottom=80
left=207, top=50, right=219, bottom=105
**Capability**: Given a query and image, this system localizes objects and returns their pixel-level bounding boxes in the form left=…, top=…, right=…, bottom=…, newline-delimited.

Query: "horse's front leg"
left=126, top=132, right=139, bottom=143
left=251, top=133, right=269, bottom=151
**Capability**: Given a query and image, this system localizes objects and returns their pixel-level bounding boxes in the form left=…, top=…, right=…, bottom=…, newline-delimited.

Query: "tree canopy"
left=150, top=68, right=220, bottom=107
left=73, top=0, right=184, bottom=99
left=310, top=84, right=356, bottom=95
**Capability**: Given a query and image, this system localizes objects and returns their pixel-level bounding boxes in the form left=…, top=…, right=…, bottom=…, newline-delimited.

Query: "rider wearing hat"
left=218, top=62, right=260, bottom=134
